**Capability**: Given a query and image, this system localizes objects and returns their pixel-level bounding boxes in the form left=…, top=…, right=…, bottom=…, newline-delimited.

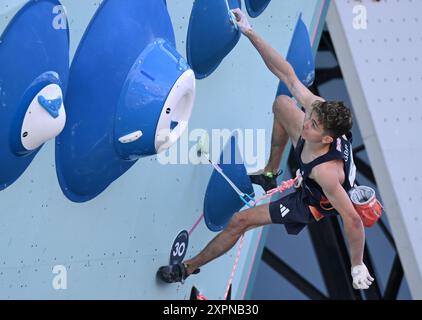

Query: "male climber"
left=157, top=8, right=374, bottom=290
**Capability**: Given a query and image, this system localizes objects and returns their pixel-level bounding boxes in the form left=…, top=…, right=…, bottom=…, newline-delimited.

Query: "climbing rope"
left=203, top=153, right=255, bottom=207
left=225, top=0, right=239, bottom=31
left=209, top=157, right=300, bottom=207
left=252, top=176, right=299, bottom=206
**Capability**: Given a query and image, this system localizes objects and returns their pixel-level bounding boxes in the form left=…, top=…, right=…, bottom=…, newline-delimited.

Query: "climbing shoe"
left=248, top=169, right=282, bottom=192
left=157, top=262, right=200, bottom=284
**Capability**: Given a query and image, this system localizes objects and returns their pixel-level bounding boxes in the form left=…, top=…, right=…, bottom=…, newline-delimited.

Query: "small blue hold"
left=170, top=120, right=179, bottom=131
left=178, top=57, right=189, bottom=71
left=37, top=95, right=62, bottom=118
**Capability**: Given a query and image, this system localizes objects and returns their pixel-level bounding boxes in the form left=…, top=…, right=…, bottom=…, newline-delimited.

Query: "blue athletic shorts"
left=269, top=190, right=316, bottom=235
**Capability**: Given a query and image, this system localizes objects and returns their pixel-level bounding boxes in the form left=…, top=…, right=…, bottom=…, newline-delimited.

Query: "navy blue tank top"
left=294, top=133, right=356, bottom=217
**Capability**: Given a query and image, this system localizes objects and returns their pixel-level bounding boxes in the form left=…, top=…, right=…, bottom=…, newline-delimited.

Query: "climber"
left=157, top=8, right=374, bottom=290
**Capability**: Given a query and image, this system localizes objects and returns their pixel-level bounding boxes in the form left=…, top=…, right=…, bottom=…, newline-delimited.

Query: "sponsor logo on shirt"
left=279, top=204, right=290, bottom=218
left=344, top=143, right=350, bottom=162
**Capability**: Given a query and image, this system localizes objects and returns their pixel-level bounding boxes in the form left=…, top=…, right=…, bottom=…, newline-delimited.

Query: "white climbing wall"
left=326, top=0, right=422, bottom=299
left=0, top=0, right=328, bottom=299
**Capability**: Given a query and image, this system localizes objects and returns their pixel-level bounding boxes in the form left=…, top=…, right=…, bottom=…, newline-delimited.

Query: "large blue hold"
left=56, top=0, right=194, bottom=202
left=187, top=0, right=241, bottom=79
left=245, top=0, right=271, bottom=18
left=203, top=132, right=254, bottom=232
left=0, top=0, right=69, bottom=191
left=276, top=14, right=315, bottom=97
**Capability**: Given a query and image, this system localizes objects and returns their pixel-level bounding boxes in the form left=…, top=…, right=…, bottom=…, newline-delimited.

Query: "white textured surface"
left=327, top=0, right=422, bottom=299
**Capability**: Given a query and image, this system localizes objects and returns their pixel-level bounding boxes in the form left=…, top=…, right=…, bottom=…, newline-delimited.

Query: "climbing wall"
left=0, top=0, right=328, bottom=299
left=326, top=0, right=422, bottom=299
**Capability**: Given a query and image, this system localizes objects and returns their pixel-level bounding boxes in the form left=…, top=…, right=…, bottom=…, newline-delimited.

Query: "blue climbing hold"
left=245, top=0, right=271, bottom=18
left=38, top=95, right=63, bottom=119
left=276, top=13, right=315, bottom=97
left=203, top=131, right=254, bottom=232
left=0, top=0, right=69, bottom=191
left=56, top=0, right=195, bottom=202
left=187, top=0, right=242, bottom=79
left=170, top=121, right=179, bottom=131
